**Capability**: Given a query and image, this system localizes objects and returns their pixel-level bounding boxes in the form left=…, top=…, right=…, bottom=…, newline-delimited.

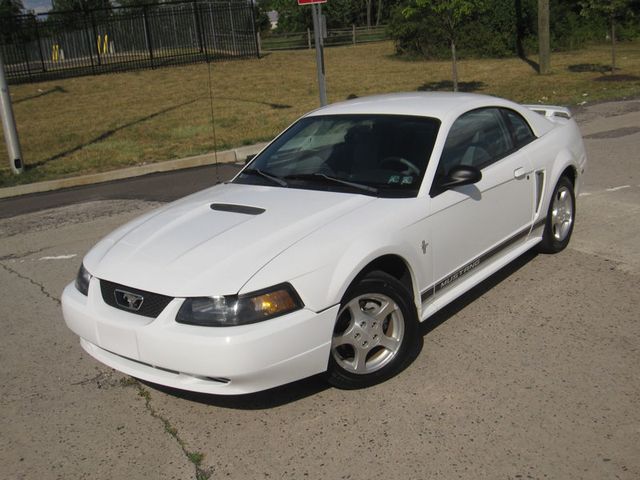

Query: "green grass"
left=1, top=40, right=639, bottom=188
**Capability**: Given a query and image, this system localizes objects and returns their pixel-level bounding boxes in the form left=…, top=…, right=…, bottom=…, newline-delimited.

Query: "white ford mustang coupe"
left=62, top=93, right=587, bottom=394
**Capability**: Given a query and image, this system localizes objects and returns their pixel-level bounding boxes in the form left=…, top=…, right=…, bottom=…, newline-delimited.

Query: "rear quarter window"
left=503, top=109, right=536, bottom=147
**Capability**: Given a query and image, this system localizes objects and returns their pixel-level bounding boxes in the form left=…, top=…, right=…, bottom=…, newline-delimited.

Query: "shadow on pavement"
left=419, top=248, right=538, bottom=338
left=28, top=98, right=198, bottom=169
left=141, top=374, right=330, bottom=410
left=14, top=85, right=68, bottom=104
left=568, top=63, right=612, bottom=73
left=216, top=96, right=292, bottom=110
left=518, top=55, right=540, bottom=73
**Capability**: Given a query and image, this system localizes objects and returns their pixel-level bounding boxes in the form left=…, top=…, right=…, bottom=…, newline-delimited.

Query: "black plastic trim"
left=100, top=280, right=173, bottom=318
left=210, top=203, right=265, bottom=215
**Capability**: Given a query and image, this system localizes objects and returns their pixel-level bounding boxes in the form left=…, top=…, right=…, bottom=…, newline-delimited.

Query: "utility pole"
left=538, top=0, right=550, bottom=74
left=0, top=49, right=23, bottom=174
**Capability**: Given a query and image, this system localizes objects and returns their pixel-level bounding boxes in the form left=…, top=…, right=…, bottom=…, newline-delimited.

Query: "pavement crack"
left=128, top=380, right=212, bottom=480
left=0, top=262, right=61, bottom=305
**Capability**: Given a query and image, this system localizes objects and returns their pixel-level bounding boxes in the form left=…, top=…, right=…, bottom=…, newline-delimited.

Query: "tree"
left=0, top=0, right=25, bottom=43
left=0, top=0, right=22, bottom=16
left=402, top=0, right=484, bottom=92
left=579, top=0, right=636, bottom=71
left=254, top=3, right=271, bottom=34
left=262, top=0, right=399, bottom=32
left=538, top=0, right=550, bottom=73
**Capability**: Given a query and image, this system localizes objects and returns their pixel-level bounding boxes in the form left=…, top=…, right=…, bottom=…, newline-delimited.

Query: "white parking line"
left=606, top=185, right=631, bottom=192
left=39, top=254, right=77, bottom=261
left=579, top=185, right=635, bottom=197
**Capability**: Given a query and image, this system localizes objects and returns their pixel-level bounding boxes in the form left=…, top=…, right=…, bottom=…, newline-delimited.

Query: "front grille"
left=100, top=279, right=173, bottom=318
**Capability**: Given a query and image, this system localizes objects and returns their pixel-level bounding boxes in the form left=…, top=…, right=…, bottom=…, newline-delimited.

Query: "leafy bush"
left=388, top=0, right=636, bottom=59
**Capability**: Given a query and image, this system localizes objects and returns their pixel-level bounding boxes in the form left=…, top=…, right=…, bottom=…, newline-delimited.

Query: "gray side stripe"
left=420, top=217, right=546, bottom=303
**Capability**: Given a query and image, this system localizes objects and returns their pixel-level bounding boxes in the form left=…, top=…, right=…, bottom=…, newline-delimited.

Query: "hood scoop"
left=210, top=203, right=265, bottom=215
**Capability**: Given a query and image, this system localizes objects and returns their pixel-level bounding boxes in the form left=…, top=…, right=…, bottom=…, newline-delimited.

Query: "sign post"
left=299, top=0, right=327, bottom=106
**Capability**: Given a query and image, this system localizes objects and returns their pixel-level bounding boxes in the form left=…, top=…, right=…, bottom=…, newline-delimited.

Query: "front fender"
left=240, top=199, right=429, bottom=313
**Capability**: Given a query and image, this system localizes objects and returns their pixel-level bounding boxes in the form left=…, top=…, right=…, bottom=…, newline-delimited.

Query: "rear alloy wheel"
left=326, top=271, right=419, bottom=389
left=538, top=175, right=576, bottom=253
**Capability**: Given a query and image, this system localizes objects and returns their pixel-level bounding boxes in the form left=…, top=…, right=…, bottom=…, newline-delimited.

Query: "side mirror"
left=244, top=154, right=256, bottom=165
left=431, top=165, right=482, bottom=196
left=438, top=165, right=482, bottom=189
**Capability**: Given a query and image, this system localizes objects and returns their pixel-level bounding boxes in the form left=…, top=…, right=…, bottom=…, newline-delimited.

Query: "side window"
left=438, top=108, right=513, bottom=176
left=503, top=109, right=536, bottom=147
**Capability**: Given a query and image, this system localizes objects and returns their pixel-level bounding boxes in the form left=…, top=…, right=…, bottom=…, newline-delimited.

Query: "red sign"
left=298, top=0, right=327, bottom=4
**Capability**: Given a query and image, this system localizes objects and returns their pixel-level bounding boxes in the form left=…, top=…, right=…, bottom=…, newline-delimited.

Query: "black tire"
left=538, top=175, right=576, bottom=254
left=325, top=271, right=419, bottom=389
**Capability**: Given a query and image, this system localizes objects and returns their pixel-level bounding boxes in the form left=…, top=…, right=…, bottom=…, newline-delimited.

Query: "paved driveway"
left=1, top=99, right=639, bottom=480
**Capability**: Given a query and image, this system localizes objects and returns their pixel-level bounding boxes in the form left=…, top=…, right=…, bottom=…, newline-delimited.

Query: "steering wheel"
left=380, top=156, right=421, bottom=176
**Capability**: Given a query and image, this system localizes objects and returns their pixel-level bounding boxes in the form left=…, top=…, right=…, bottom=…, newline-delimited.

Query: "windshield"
left=234, top=114, right=441, bottom=197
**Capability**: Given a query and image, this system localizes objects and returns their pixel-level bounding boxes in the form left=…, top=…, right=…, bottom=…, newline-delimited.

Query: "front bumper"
left=61, top=280, right=338, bottom=395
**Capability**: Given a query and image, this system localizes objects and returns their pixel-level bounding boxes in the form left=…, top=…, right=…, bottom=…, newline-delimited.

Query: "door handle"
left=514, top=167, right=528, bottom=179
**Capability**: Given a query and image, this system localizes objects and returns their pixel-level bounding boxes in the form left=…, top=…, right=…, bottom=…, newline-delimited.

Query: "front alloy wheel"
left=550, top=184, right=574, bottom=242
left=332, top=293, right=405, bottom=374
left=538, top=175, right=576, bottom=253
left=327, top=271, right=419, bottom=389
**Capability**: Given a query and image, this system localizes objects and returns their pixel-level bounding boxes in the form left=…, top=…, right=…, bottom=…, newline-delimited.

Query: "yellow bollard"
left=103, top=34, right=108, bottom=55
left=52, top=44, right=59, bottom=62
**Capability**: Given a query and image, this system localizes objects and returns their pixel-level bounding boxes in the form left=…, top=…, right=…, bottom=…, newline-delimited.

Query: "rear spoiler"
left=524, top=104, right=572, bottom=120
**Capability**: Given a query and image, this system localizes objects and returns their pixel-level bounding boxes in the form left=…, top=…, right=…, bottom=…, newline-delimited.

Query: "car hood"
left=85, top=183, right=375, bottom=297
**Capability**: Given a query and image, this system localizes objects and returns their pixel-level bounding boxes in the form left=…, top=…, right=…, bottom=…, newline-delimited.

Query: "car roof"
left=305, top=92, right=554, bottom=136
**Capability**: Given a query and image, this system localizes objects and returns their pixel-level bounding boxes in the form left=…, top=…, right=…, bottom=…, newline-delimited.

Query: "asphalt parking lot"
left=1, top=99, right=639, bottom=480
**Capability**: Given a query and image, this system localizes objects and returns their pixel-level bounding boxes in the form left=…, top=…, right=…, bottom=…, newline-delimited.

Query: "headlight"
left=75, top=264, right=92, bottom=296
left=176, top=283, right=303, bottom=327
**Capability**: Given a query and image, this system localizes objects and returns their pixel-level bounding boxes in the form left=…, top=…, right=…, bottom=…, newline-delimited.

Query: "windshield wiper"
left=241, top=168, right=288, bottom=187
left=285, top=173, right=378, bottom=194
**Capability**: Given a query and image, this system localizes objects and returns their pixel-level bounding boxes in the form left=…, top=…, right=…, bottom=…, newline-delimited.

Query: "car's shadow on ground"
left=140, top=374, right=330, bottom=410
left=419, top=249, right=538, bottom=338
left=142, top=249, right=539, bottom=409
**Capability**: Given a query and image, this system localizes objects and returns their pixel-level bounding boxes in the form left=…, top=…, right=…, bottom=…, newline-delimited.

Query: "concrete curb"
left=0, top=142, right=268, bottom=200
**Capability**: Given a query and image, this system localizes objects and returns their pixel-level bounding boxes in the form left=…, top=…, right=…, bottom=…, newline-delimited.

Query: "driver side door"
left=426, top=107, right=534, bottom=301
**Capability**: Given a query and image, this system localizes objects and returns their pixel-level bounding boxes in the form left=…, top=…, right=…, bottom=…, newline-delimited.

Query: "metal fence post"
left=250, top=3, right=260, bottom=58
left=193, top=1, right=204, bottom=54
left=352, top=24, right=356, bottom=45
left=209, top=3, right=218, bottom=53
left=228, top=3, right=237, bottom=54
left=199, top=3, right=209, bottom=57
left=89, top=11, right=101, bottom=66
left=142, top=6, right=154, bottom=66
left=307, top=28, right=311, bottom=49
left=20, top=42, right=32, bottom=80
left=83, top=12, right=96, bottom=73
left=33, top=15, right=46, bottom=73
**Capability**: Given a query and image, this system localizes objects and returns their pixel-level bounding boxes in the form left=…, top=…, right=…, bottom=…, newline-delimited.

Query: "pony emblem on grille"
left=114, top=289, right=144, bottom=311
